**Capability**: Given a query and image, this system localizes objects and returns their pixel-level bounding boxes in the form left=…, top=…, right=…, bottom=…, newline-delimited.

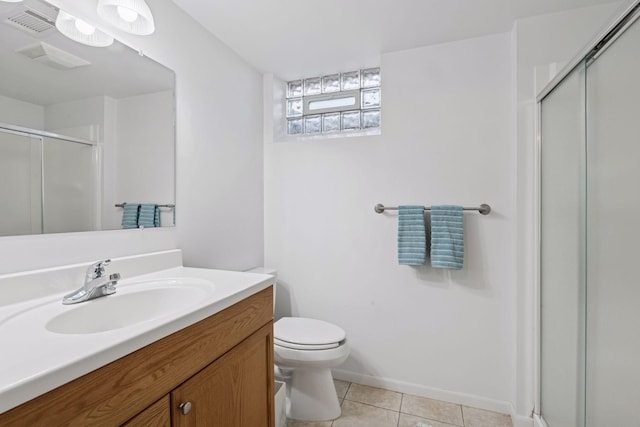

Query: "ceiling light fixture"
left=55, top=10, right=114, bottom=47
left=0, top=0, right=24, bottom=3
left=97, top=0, right=155, bottom=35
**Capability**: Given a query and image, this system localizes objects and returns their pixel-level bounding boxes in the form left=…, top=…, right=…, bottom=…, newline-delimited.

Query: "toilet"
left=247, top=268, right=350, bottom=422
left=275, top=317, right=349, bottom=421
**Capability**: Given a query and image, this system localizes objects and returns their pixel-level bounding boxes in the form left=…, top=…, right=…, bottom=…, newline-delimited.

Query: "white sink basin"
left=5, top=277, right=216, bottom=335
left=46, top=282, right=210, bottom=334
left=0, top=255, right=275, bottom=415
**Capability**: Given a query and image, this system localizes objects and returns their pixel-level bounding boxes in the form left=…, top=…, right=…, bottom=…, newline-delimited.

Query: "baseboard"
left=332, top=368, right=514, bottom=415
left=512, top=412, right=534, bottom=427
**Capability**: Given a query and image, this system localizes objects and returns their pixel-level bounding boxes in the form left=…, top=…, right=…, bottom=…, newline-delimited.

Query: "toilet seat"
left=274, top=317, right=346, bottom=350
left=274, top=337, right=339, bottom=350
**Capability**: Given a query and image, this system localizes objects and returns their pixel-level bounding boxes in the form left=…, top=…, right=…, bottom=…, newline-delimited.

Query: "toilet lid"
left=274, top=317, right=346, bottom=349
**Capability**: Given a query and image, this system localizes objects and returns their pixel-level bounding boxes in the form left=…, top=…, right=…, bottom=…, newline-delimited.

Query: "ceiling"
left=173, top=0, right=620, bottom=81
left=0, top=0, right=173, bottom=106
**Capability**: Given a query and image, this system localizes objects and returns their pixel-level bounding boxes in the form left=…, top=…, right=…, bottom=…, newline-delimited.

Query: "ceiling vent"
left=16, top=41, right=91, bottom=70
left=6, top=7, right=55, bottom=35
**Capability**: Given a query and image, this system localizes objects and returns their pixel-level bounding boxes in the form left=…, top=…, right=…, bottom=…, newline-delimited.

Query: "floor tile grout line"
left=333, top=381, right=352, bottom=427
left=343, top=380, right=352, bottom=398
left=339, top=399, right=401, bottom=427
left=342, top=398, right=403, bottom=413
left=397, top=393, right=404, bottom=427
left=310, top=379, right=512, bottom=427
left=342, top=382, right=403, bottom=413
left=396, top=405, right=465, bottom=427
left=342, top=396, right=402, bottom=414
left=340, top=383, right=464, bottom=427
left=461, top=404, right=466, bottom=426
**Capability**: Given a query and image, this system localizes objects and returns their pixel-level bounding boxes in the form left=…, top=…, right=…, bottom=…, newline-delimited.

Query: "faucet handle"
left=87, top=259, right=111, bottom=279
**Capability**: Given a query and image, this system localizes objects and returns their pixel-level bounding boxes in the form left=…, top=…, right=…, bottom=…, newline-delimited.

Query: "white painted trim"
left=332, top=369, right=513, bottom=415
left=533, top=413, right=549, bottom=427
left=512, top=412, right=534, bottom=427
left=533, top=93, right=542, bottom=416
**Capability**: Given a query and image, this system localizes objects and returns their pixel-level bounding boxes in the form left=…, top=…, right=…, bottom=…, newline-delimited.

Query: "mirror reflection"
left=0, top=0, right=175, bottom=236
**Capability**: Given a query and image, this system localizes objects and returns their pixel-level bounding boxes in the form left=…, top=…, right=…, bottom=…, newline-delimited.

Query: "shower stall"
left=538, top=1, right=640, bottom=426
left=0, top=125, right=98, bottom=236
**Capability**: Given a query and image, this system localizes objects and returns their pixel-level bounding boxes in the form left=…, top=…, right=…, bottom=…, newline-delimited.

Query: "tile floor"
left=286, top=380, right=513, bottom=427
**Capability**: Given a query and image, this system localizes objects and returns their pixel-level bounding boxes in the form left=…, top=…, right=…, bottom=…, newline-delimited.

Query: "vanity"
left=0, top=250, right=275, bottom=426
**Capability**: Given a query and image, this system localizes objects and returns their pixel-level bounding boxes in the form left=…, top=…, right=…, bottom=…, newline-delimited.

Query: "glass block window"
left=285, top=68, right=381, bottom=136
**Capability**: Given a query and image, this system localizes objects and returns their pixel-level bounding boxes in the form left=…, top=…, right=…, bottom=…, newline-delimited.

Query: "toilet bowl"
left=246, top=268, right=350, bottom=422
left=274, top=317, right=349, bottom=421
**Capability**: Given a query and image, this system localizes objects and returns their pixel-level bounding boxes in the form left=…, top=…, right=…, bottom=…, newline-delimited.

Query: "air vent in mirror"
left=16, top=41, right=91, bottom=70
left=6, top=8, right=55, bottom=35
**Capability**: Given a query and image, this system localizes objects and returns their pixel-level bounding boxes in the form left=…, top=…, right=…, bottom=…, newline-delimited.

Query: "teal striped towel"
left=398, top=205, right=427, bottom=265
left=138, top=204, right=159, bottom=228
left=154, top=205, right=161, bottom=227
left=430, top=205, right=464, bottom=269
left=121, top=203, right=140, bottom=229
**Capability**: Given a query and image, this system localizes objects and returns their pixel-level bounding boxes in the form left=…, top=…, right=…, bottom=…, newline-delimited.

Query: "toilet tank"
left=246, top=267, right=277, bottom=313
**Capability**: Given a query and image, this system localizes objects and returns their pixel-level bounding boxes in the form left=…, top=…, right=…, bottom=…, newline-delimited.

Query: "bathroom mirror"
left=0, top=0, right=175, bottom=236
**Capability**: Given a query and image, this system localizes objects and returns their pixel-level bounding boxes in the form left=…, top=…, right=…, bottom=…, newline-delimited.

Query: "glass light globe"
left=116, top=6, right=138, bottom=23
left=74, top=18, right=96, bottom=36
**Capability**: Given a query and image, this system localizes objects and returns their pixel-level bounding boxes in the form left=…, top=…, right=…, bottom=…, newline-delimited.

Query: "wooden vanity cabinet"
left=123, top=396, right=171, bottom=427
left=0, top=287, right=274, bottom=427
left=171, top=322, right=274, bottom=426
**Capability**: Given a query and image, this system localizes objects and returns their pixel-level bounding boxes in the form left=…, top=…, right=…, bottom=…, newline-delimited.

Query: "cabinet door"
left=122, top=396, right=170, bottom=427
left=172, top=323, right=274, bottom=427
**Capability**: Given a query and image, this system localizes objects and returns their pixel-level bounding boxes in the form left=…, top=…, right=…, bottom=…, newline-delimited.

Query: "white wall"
left=265, top=33, right=515, bottom=411
left=0, top=94, right=44, bottom=129
left=113, top=90, right=175, bottom=228
left=44, top=96, right=104, bottom=141
left=0, top=0, right=264, bottom=275
left=512, top=2, right=620, bottom=421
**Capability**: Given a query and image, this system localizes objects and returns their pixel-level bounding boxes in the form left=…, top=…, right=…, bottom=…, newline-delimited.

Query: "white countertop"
left=0, top=254, right=274, bottom=414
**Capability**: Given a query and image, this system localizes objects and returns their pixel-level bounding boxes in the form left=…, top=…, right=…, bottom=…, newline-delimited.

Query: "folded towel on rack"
left=430, top=205, right=464, bottom=270
left=398, top=205, right=427, bottom=265
left=154, top=205, right=161, bottom=227
left=138, top=204, right=159, bottom=228
left=121, top=203, right=140, bottom=229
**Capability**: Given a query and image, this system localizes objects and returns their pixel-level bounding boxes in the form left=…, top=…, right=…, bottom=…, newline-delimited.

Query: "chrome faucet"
left=62, top=259, right=121, bottom=305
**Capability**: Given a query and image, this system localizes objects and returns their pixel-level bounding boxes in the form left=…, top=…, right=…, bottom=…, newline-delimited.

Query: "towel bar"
left=115, top=203, right=175, bottom=208
left=374, top=203, right=491, bottom=215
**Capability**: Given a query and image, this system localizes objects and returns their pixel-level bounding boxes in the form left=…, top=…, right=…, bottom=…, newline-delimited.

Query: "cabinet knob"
left=179, top=401, right=192, bottom=415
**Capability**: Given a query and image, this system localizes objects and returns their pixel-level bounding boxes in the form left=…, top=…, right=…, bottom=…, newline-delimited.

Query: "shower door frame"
left=0, top=126, right=45, bottom=234
left=0, top=122, right=99, bottom=235
left=534, top=1, right=640, bottom=425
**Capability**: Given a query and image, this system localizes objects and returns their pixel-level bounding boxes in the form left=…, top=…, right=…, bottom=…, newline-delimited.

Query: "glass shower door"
left=42, top=137, right=96, bottom=233
left=540, top=10, right=640, bottom=426
left=0, top=129, right=43, bottom=236
left=584, top=14, right=640, bottom=426
left=539, top=62, right=587, bottom=427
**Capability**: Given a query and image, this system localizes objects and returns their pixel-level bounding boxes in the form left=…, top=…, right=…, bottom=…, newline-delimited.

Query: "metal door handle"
left=179, top=401, right=192, bottom=415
